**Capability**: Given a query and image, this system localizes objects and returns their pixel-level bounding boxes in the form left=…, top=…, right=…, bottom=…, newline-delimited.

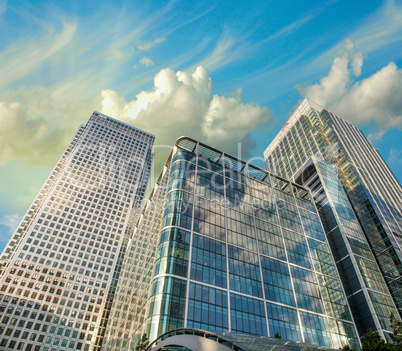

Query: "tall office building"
left=264, top=99, right=402, bottom=320
left=0, top=112, right=154, bottom=351
left=292, top=156, right=398, bottom=340
left=103, top=137, right=361, bottom=351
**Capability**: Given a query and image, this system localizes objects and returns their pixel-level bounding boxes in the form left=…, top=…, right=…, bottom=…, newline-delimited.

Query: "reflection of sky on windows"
left=141, top=143, right=361, bottom=349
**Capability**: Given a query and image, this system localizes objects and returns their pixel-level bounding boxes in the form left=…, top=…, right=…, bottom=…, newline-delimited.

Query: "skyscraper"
left=264, top=99, right=402, bottom=318
left=103, top=137, right=361, bottom=351
left=292, top=156, right=398, bottom=340
left=0, top=112, right=154, bottom=351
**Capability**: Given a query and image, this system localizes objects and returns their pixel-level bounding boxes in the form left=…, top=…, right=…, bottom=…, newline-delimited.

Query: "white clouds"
left=299, top=40, right=402, bottom=137
left=193, top=32, right=250, bottom=72
left=387, top=148, right=402, bottom=173
left=202, top=88, right=270, bottom=142
left=0, top=88, right=91, bottom=167
left=0, top=64, right=269, bottom=174
left=140, top=56, right=155, bottom=67
left=0, top=21, right=77, bottom=89
left=107, top=49, right=130, bottom=61
left=260, top=15, right=313, bottom=44
left=300, top=55, right=350, bottom=106
left=0, top=100, right=62, bottom=166
left=0, top=213, right=22, bottom=244
left=350, top=0, right=402, bottom=53
left=137, top=37, right=166, bottom=51
left=198, top=38, right=234, bottom=70
left=367, top=129, right=388, bottom=145
left=315, top=1, right=402, bottom=68
left=101, top=66, right=271, bottom=158
left=351, top=51, right=363, bottom=77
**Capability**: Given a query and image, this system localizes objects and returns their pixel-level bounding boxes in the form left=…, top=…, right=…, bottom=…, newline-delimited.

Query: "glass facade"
left=104, top=137, right=360, bottom=351
left=264, top=99, right=402, bottom=319
left=0, top=112, right=154, bottom=351
left=293, top=157, right=398, bottom=340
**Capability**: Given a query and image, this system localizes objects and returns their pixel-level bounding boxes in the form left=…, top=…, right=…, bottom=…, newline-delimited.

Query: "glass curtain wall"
left=264, top=99, right=402, bottom=316
left=293, top=157, right=398, bottom=340
left=105, top=137, right=360, bottom=351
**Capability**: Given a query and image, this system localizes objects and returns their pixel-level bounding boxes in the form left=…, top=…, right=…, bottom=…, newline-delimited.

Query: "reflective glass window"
left=266, top=302, right=302, bottom=341
left=300, top=311, right=332, bottom=348
left=228, top=246, right=262, bottom=298
left=187, top=283, right=228, bottom=331
left=291, top=266, right=323, bottom=314
left=193, top=198, right=225, bottom=241
left=260, top=256, right=295, bottom=307
left=230, top=293, right=267, bottom=336
left=255, top=220, right=285, bottom=260
left=282, top=229, right=312, bottom=269
left=154, top=228, right=191, bottom=278
left=190, top=235, right=226, bottom=288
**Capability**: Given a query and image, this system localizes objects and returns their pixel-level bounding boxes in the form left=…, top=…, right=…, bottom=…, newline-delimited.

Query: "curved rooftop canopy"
left=147, top=328, right=339, bottom=351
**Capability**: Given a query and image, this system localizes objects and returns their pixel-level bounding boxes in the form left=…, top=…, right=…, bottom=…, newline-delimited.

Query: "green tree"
left=274, top=331, right=281, bottom=339
left=135, top=333, right=149, bottom=351
left=361, top=329, right=389, bottom=351
left=340, top=345, right=355, bottom=351
left=390, top=313, right=402, bottom=350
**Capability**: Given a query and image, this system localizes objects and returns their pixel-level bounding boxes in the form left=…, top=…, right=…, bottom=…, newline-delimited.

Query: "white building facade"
left=0, top=112, right=154, bottom=351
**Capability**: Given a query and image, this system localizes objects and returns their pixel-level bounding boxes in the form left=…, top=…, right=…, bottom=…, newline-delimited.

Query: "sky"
left=0, top=0, right=401, bottom=253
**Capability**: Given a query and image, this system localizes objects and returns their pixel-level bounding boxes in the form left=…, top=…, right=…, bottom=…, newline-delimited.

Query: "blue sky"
left=0, top=0, right=401, bottom=252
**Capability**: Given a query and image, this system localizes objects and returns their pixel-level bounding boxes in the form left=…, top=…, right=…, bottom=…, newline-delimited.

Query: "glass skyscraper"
left=103, top=137, right=360, bottom=351
left=0, top=112, right=154, bottom=351
left=292, top=156, right=398, bottom=340
left=264, top=99, right=402, bottom=324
